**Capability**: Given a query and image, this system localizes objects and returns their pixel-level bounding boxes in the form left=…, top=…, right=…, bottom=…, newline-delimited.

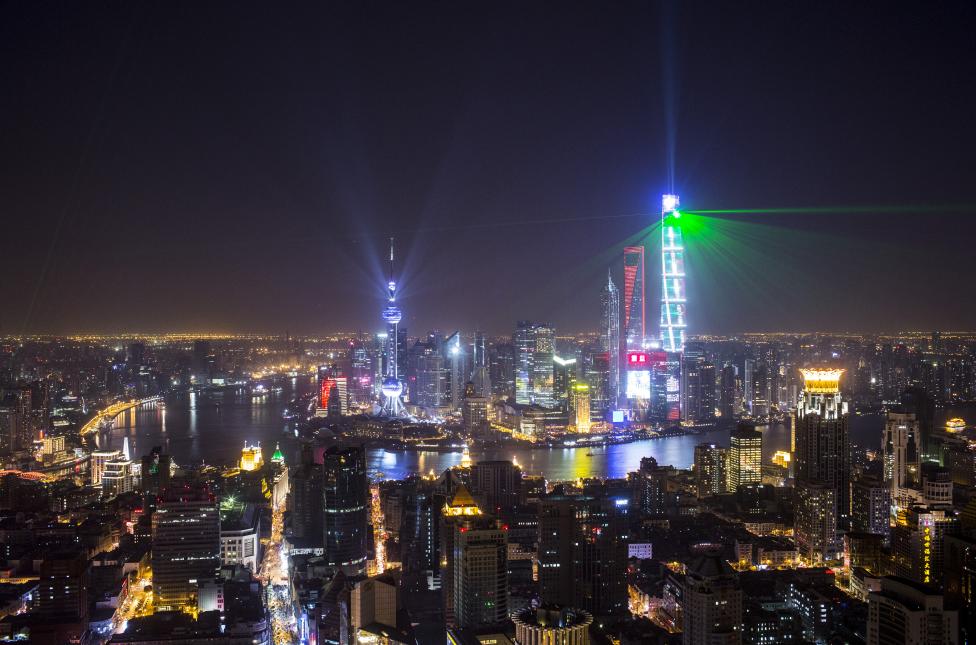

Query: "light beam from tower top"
left=662, top=194, right=680, bottom=215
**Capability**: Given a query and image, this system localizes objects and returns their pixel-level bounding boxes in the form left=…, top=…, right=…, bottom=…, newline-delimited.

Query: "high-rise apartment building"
left=323, top=445, right=369, bottom=576
left=851, top=476, right=891, bottom=544
left=694, top=443, right=729, bottom=498
left=152, top=483, right=221, bottom=611
left=728, top=423, right=762, bottom=492
left=795, top=482, right=839, bottom=565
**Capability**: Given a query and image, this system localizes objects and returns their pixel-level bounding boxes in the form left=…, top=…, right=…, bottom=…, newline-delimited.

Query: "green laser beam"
left=687, top=203, right=976, bottom=216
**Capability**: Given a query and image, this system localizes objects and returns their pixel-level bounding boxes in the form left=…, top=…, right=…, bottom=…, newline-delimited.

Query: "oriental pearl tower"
left=380, top=237, right=405, bottom=416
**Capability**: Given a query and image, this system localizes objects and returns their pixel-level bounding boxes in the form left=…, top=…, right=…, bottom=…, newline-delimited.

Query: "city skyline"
left=4, top=4, right=976, bottom=644
left=2, top=3, right=976, bottom=335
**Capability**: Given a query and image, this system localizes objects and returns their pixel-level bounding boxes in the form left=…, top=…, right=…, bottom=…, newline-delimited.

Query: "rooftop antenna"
left=387, top=237, right=397, bottom=302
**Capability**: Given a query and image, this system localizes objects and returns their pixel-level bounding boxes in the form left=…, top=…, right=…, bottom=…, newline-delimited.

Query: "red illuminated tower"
left=623, top=246, right=645, bottom=350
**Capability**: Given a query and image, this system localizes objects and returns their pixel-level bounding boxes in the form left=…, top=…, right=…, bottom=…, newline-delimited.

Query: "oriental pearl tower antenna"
left=379, top=237, right=405, bottom=417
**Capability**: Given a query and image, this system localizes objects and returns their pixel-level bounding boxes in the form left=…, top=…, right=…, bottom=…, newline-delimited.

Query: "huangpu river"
left=96, top=376, right=883, bottom=480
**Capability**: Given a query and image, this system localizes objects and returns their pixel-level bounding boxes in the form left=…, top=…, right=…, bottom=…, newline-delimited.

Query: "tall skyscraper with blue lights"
left=380, top=238, right=405, bottom=416
left=660, top=194, right=686, bottom=353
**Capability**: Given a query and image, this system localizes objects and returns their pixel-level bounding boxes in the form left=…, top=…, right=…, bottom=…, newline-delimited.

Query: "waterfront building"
left=572, top=382, right=591, bottom=433
left=514, top=321, right=555, bottom=407
left=553, top=354, right=577, bottom=411
left=101, top=437, right=133, bottom=498
left=239, top=441, right=263, bottom=471
left=586, top=351, right=611, bottom=419
left=91, top=449, right=121, bottom=488
left=623, top=246, right=645, bottom=351
left=659, top=194, right=686, bottom=353
left=601, top=270, right=621, bottom=406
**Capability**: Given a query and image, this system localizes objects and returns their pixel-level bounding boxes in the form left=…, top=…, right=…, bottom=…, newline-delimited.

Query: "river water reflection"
left=100, top=377, right=882, bottom=481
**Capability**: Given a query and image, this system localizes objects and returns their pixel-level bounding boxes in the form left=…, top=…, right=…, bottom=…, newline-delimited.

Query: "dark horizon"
left=3, top=2, right=975, bottom=336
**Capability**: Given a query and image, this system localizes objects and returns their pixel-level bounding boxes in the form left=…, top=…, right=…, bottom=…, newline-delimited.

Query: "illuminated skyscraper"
left=622, top=246, right=645, bottom=350
left=659, top=194, right=686, bottom=353
left=694, top=443, right=729, bottom=498
left=514, top=321, right=555, bottom=407
left=572, top=382, right=591, bottom=433
left=728, top=423, right=762, bottom=492
left=446, top=331, right=464, bottom=410
left=601, top=270, right=621, bottom=404
left=380, top=238, right=405, bottom=416
left=152, top=483, right=221, bottom=611
left=514, top=322, right=535, bottom=405
left=553, top=354, right=577, bottom=411
left=794, top=369, right=850, bottom=562
left=883, top=410, right=922, bottom=512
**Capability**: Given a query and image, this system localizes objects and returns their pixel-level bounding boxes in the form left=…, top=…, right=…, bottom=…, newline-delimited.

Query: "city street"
left=261, top=485, right=298, bottom=645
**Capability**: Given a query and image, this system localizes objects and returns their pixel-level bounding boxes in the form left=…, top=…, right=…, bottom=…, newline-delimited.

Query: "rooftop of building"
left=219, top=499, right=259, bottom=532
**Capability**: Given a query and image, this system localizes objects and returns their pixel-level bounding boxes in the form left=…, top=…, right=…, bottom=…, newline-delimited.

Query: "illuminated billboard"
left=627, top=370, right=651, bottom=399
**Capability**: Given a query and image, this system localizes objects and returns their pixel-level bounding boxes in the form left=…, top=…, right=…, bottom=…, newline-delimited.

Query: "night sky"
left=2, top=2, right=975, bottom=336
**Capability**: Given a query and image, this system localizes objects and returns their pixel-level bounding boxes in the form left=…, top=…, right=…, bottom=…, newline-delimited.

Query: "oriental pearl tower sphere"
left=380, top=239, right=405, bottom=416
